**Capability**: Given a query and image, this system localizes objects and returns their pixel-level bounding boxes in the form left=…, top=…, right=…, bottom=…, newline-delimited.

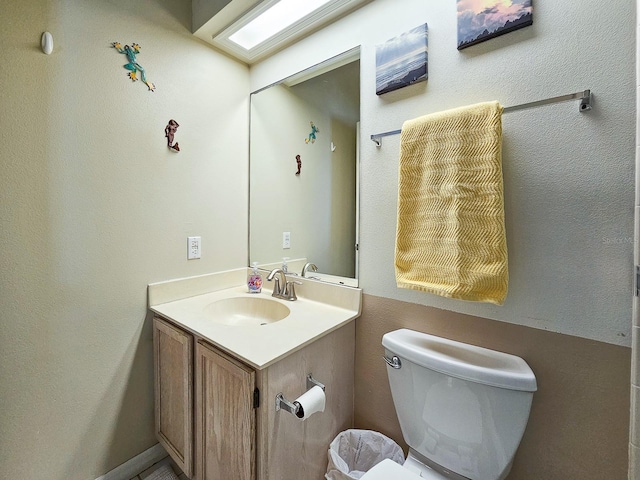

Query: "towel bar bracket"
left=579, top=90, right=592, bottom=112
left=371, top=129, right=401, bottom=147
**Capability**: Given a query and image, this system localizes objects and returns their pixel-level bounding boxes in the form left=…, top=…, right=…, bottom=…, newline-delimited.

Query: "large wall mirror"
left=249, top=48, right=360, bottom=286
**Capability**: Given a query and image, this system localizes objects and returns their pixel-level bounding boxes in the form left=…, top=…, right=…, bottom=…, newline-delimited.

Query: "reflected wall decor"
left=457, top=0, right=533, bottom=50
left=375, top=24, right=428, bottom=96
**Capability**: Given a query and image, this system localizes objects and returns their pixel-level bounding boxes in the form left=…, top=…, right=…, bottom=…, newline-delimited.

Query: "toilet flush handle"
left=383, top=355, right=402, bottom=369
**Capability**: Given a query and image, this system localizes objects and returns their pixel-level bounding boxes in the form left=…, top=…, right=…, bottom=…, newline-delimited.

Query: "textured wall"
left=251, top=0, right=636, bottom=347
left=0, top=1, right=249, bottom=478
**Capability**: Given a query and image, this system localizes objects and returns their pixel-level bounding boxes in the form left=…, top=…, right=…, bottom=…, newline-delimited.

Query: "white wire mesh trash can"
left=325, top=429, right=405, bottom=480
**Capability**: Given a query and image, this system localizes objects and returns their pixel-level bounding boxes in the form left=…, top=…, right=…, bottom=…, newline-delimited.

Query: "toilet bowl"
left=362, top=329, right=537, bottom=480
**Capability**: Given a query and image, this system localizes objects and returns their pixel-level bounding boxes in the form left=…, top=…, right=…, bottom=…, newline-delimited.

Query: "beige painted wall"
left=0, top=0, right=249, bottom=478
left=356, top=294, right=631, bottom=479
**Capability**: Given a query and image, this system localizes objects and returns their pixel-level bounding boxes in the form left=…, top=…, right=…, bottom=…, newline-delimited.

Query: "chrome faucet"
left=267, top=268, right=302, bottom=301
left=301, top=262, right=318, bottom=278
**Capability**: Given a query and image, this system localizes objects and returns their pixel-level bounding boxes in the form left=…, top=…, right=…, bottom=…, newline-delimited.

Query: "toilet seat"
left=361, top=459, right=449, bottom=480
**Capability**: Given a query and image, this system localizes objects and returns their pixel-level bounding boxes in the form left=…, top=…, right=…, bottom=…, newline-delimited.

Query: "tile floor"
left=129, top=455, right=187, bottom=480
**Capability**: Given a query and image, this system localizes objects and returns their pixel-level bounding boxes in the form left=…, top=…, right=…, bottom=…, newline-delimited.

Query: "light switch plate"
left=282, top=232, right=291, bottom=249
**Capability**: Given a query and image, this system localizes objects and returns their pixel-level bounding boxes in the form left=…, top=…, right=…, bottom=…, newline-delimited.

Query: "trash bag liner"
left=326, top=429, right=405, bottom=480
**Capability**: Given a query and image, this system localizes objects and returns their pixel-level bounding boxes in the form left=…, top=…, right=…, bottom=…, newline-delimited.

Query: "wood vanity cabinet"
left=154, top=316, right=256, bottom=480
left=194, top=341, right=256, bottom=480
left=153, top=317, right=193, bottom=477
left=153, top=314, right=355, bottom=480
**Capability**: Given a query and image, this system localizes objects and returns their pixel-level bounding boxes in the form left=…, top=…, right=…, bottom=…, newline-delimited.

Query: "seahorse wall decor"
left=112, top=42, right=155, bottom=92
left=165, top=120, right=180, bottom=152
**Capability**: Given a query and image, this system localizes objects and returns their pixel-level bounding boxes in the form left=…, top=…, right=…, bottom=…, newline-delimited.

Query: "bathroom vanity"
left=149, top=269, right=361, bottom=480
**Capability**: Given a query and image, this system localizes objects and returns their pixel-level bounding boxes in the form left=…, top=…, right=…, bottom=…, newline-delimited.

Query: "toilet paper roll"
left=293, top=385, right=326, bottom=420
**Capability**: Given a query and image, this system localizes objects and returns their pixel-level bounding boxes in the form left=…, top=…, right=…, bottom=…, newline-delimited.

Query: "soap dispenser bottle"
left=247, top=262, right=263, bottom=294
left=282, top=257, right=289, bottom=273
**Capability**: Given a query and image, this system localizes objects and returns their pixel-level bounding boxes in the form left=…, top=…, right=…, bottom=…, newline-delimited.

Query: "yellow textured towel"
left=395, top=101, right=508, bottom=305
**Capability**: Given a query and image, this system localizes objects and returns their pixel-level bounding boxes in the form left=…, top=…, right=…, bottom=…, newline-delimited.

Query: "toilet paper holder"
left=275, top=374, right=325, bottom=416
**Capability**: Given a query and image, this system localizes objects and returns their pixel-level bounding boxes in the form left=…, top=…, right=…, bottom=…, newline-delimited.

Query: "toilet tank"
left=382, top=329, right=537, bottom=480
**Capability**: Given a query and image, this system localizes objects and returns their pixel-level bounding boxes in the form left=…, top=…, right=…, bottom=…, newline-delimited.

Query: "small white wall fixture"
left=41, top=31, right=53, bottom=54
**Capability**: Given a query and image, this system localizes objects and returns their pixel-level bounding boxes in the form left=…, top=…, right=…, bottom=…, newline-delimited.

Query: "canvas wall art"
left=457, top=0, right=533, bottom=50
left=376, top=24, right=428, bottom=96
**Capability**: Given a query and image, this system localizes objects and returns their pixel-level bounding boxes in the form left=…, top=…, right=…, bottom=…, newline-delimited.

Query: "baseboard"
left=95, top=443, right=167, bottom=480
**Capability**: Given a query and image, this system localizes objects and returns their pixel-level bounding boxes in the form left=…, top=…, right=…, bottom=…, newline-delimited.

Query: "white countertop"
left=149, top=269, right=361, bottom=370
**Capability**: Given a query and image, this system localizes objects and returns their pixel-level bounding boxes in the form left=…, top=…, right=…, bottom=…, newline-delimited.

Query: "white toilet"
left=362, top=328, right=537, bottom=480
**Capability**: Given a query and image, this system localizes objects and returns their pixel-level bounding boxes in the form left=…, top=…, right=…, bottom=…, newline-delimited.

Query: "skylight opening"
left=228, top=0, right=333, bottom=50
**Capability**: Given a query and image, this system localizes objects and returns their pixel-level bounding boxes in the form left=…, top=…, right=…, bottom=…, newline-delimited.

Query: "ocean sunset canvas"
left=376, top=24, right=428, bottom=95
left=457, top=0, right=533, bottom=50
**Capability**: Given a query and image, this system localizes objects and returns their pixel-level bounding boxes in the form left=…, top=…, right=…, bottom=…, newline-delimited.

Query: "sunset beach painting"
left=457, top=0, right=532, bottom=50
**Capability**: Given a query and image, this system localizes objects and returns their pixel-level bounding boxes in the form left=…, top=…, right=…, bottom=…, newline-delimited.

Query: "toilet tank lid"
left=382, top=329, right=537, bottom=392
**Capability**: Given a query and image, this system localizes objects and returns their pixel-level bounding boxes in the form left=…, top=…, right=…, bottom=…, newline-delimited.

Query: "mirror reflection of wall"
left=250, top=54, right=360, bottom=283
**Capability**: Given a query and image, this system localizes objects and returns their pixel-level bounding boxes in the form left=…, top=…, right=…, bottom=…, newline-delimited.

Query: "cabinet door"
left=195, top=341, right=256, bottom=480
left=153, top=317, right=193, bottom=478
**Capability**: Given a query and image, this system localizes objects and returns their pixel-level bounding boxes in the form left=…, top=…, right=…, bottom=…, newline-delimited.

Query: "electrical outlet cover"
left=187, top=236, right=201, bottom=260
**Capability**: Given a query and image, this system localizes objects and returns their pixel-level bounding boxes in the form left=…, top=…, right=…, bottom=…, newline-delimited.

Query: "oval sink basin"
left=203, top=296, right=290, bottom=327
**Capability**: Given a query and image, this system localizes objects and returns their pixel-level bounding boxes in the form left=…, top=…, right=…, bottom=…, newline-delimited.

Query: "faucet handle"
left=284, top=280, right=303, bottom=301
